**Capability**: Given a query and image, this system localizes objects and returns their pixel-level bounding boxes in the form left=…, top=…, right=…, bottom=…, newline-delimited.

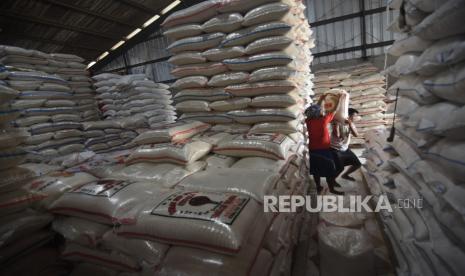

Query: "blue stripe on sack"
left=220, top=26, right=291, bottom=47
left=425, top=151, right=465, bottom=167
left=0, top=109, right=19, bottom=114
left=224, top=57, right=292, bottom=65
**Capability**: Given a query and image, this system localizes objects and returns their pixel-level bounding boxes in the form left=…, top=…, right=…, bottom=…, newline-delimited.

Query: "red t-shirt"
left=306, top=113, right=335, bottom=150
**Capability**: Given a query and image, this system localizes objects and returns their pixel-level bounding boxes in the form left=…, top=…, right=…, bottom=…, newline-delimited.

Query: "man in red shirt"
left=305, top=93, right=346, bottom=194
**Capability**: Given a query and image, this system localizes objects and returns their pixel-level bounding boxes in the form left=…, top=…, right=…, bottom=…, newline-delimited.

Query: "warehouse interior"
left=0, top=0, right=464, bottom=275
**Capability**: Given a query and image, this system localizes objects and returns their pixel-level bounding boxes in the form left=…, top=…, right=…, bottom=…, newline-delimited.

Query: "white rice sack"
left=242, top=3, right=290, bottom=27
left=426, top=139, right=465, bottom=182
left=102, top=231, right=169, bottom=267
left=0, top=167, right=35, bottom=193
left=408, top=0, right=442, bottom=13
left=392, top=97, right=419, bottom=117
left=168, top=52, right=206, bottom=66
left=249, top=66, right=297, bottom=82
left=83, top=120, right=120, bottom=131
left=250, top=92, right=299, bottom=108
left=30, top=122, right=81, bottom=135
left=210, top=124, right=250, bottom=134
left=0, top=129, right=29, bottom=149
left=180, top=112, right=234, bottom=123
left=17, top=90, right=74, bottom=100
left=228, top=108, right=298, bottom=124
left=209, top=98, right=251, bottom=112
left=0, top=84, right=18, bottom=105
left=202, top=46, right=245, bottom=61
left=202, top=13, right=243, bottom=33
left=249, top=120, right=300, bottom=134
left=116, top=189, right=261, bottom=254
left=219, top=0, right=277, bottom=13
left=49, top=180, right=169, bottom=225
left=126, top=140, right=212, bottom=165
left=214, top=133, right=294, bottom=160
left=0, top=209, right=52, bottom=247
left=176, top=100, right=210, bottom=112
left=208, top=72, right=249, bottom=87
left=226, top=80, right=295, bottom=97
left=52, top=217, right=110, bottom=248
left=163, top=24, right=203, bottom=40
left=171, top=62, right=228, bottom=78
left=412, top=0, right=465, bottom=40
left=0, top=148, right=27, bottom=170
left=0, top=107, right=20, bottom=124
left=25, top=172, right=97, bottom=208
left=221, top=22, right=292, bottom=47
left=245, top=36, right=293, bottom=55
left=414, top=36, right=465, bottom=76
left=224, top=51, right=293, bottom=71
left=0, top=189, right=46, bottom=217
left=133, top=120, right=210, bottom=144
left=178, top=168, right=280, bottom=202
left=423, top=62, right=465, bottom=104
left=172, top=76, right=208, bottom=90
left=385, top=54, right=419, bottom=77
left=174, top=88, right=231, bottom=102
left=161, top=0, right=221, bottom=28
left=388, top=35, right=432, bottom=56
left=168, top=33, right=225, bottom=53
left=62, top=243, right=140, bottom=272
left=387, top=75, right=439, bottom=105
left=203, top=154, right=236, bottom=169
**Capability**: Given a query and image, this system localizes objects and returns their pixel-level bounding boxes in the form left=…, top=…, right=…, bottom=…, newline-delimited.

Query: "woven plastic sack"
left=163, top=24, right=203, bottom=40
left=49, top=180, right=169, bottom=225
left=171, top=62, right=228, bottom=78
left=208, top=72, right=249, bottom=87
left=161, top=0, right=222, bottom=28
left=0, top=148, right=27, bottom=170
left=226, top=80, right=295, bottom=97
left=0, top=129, right=29, bottom=149
left=174, top=88, right=231, bottom=102
left=210, top=123, right=251, bottom=134
left=202, top=46, right=245, bottom=61
left=388, top=75, right=438, bottom=105
left=70, top=263, right=118, bottom=276
left=423, top=62, right=465, bottom=104
left=180, top=112, right=234, bottom=124
left=245, top=36, right=293, bottom=55
left=249, top=66, right=296, bottom=82
left=242, top=3, right=290, bottom=27
left=210, top=98, right=251, bottom=111
left=176, top=100, right=210, bottom=113
left=202, top=13, right=243, bottom=33
left=179, top=168, right=280, bottom=202
left=116, top=189, right=261, bottom=254
left=249, top=120, right=300, bottom=134
left=62, top=243, right=140, bottom=272
left=25, top=172, right=97, bottom=209
left=221, top=22, right=292, bottom=47
left=219, top=0, right=277, bottom=13
left=0, top=167, right=35, bottom=193
left=228, top=108, right=298, bottom=124
left=133, top=120, right=210, bottom=144
left=0, top=84, right=18, bottom=105
left=126, top=140, right=212, bottom=165
left=214, top=133, right=294, bottom=160
left=224, top=51, right=293, bottom=71
left=168, top=33, right=225, bottom=53
left=426, top=139, right=465, bottom=182
left=172, top=76, right=208, bottom=90
left=204, top=154, right=236, bottom=169
left=250, top=93, right=299, bottom=108
left=388, top=35, right=432, bottom=56
left=385, top=54, right=419, bottom=77
left=0, top=189, right=46, bottom=217
left=412, top=0, right=465, bottom=40
left=0, top=209, right=52, bottom=247
left=52, top=216, right=110, bottom=247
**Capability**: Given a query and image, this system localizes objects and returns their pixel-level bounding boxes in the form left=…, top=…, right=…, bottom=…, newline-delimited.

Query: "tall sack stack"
left=363, top=0, right=465, bottom=275
left=0, top=77, right=55, bottom=266
left=313, top=63, right=389, bottom=145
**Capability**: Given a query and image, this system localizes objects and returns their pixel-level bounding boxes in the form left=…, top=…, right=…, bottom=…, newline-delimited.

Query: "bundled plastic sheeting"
left=116, top=190, right=261, bottom=254
left=214, top=133, right=294, bottom=160
left=125, top=140, right=212, bottom=165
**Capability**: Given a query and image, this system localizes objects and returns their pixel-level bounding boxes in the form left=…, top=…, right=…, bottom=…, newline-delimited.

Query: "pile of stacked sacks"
left=363, top=0, right=465, bottom=275
left=313, top=63, right=389, bottom=145
left=36, top=118, right=316, bottom=275
left=0, top=80, right=60, bottom=271
left=164, top=0, right=314, bottom=142
left=92, top=73, right=176, bottom=128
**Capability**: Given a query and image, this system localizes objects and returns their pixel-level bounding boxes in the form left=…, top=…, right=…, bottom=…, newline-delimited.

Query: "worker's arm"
left=348, top=120, right=359, bottom=137
left=317, top=94, right=327, bottom=105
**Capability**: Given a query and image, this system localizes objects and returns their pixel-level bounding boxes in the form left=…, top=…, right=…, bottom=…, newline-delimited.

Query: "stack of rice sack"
left=92, top=73, right=176, bottom=128
left=313, top=63, right=388, bottom=145
left=0, top=80, right=58, bottom=268
left=363, top=1, right=465, bottom=275
left=163, top=0, right=314, bottom=142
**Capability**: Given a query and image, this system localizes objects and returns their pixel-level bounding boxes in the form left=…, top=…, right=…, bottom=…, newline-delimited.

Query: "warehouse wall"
left=97, top=0, right=399, bottom=81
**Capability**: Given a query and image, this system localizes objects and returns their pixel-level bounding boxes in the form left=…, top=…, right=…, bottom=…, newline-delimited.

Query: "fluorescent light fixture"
left=161, top=0, right=181, bottom=14
left=143, top=14, right=161, bottom=28
left=111, top=40, right=125, bottom=50
left=97, top=51, right=109, bottom=61
left=126, top=28, right=142, bottom=39
left=87, top=61, right=96, bottom=69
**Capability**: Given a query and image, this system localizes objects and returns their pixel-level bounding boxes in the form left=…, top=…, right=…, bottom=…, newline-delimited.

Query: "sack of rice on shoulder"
left=214, top=133, right=295, bottom=160
left=116, top=189, right=261, bottom=254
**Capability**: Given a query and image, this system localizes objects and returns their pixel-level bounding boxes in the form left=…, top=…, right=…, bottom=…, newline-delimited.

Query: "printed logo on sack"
left=263, top=195, right=423, bottom=213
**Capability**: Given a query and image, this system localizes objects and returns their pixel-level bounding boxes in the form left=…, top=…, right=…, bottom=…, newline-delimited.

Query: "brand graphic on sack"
left=151, top=191, right=250, bottom=225
left=71, top=180, right=134, bottom=198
